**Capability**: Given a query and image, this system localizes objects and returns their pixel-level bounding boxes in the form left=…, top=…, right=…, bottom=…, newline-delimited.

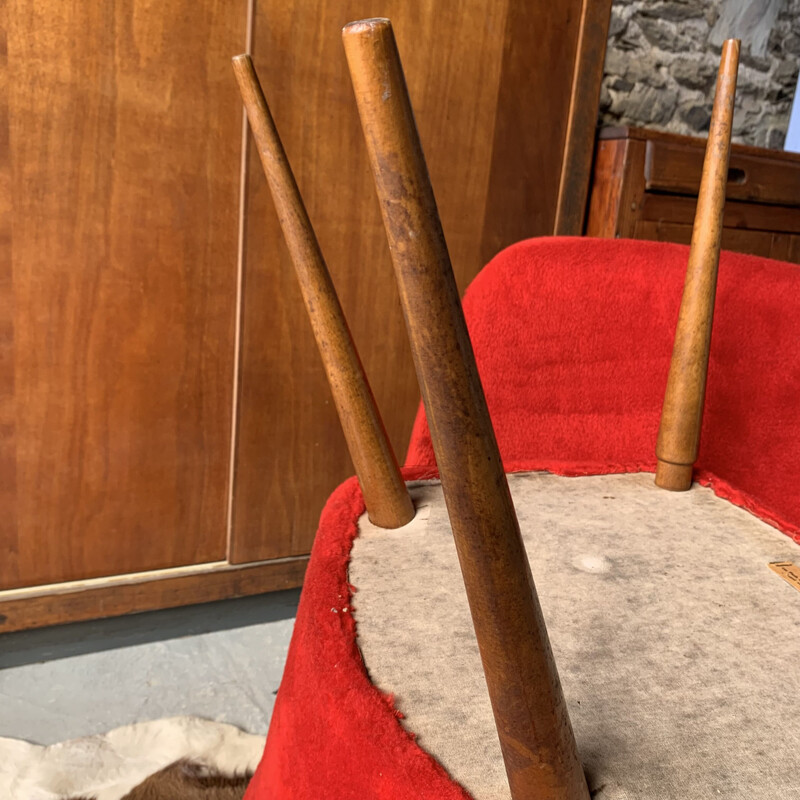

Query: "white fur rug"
left=0, top=717, right=265, bottom=800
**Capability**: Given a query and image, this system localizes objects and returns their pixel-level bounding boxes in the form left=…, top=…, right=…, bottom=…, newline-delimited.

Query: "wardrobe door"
left=1, top=0, right=244, bottom=589
left=230, top=0, right=603, bottom=562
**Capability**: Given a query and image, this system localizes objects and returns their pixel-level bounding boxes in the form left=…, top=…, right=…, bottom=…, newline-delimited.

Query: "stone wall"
left=600, top=0, right=800, bottom=148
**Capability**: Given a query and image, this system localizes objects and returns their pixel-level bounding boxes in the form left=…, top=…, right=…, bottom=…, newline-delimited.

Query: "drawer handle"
left=727, top=167, right=747, bottom=184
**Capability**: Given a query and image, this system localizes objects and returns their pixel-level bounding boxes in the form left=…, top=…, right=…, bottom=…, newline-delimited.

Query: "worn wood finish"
left=640, top=193, right=800, bottom=235
left=599, top=124, right=800, bottom=162
left=656, top=40, right=740, bottom=491
left=635, top=220, right=792, bottom=261
left=343, top=19, right=590, bottom=800
left=1, top=1, right=243, bottom=589
left=0, top=557, right=307, bottom=634
left=554, top=0, right=614, bottom=235
left=645, top=138, right=800, bottom=206
left=232, top=0, right=607, bottom=563
left=231, top=55, right=413, bottom=530
left=585, top=138, right=647, bottom=238
left=589, top=127, right=800, bottom=262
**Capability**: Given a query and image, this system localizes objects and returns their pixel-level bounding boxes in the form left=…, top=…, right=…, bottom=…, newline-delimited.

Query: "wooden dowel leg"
left=232, top=54, right=414, bottom=529
left=342, top=19, right=589, bottom=800
left=655, top=40, right=740, bottom=491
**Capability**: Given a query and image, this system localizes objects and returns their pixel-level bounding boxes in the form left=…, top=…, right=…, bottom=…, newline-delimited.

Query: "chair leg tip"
left=655, top=460, right=693, bottom=491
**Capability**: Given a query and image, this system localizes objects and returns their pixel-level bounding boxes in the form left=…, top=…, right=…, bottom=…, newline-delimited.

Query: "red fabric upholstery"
left=408, top=238, right=800, bottom=542
left=245, top=237, right=800, bottom=800
left=245, top=465, right=466, bottom=800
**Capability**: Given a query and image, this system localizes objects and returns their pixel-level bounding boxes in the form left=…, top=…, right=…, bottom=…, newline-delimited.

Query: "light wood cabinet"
left=1, top=1, right=243, bottom=591
left=0, top=0, right=611, bottom=631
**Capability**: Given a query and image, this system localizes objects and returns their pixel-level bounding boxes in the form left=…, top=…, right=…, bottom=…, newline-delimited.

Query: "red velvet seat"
left=409, top=237, right=800, bottom=537
left=245, top=237, right=800, bottom=800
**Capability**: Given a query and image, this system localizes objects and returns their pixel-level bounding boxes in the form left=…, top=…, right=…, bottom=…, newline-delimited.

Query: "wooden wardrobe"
left=0, top=0, right=611, bottom=631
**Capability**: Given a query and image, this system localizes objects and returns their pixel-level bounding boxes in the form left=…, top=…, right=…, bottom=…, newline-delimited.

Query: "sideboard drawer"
left=586, top=126, right=800, bottom=264
left=644, top=138, right=800, bottom=206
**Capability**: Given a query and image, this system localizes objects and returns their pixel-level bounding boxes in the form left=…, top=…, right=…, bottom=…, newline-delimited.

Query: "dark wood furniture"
left=586, top=126, right=800, bottom=264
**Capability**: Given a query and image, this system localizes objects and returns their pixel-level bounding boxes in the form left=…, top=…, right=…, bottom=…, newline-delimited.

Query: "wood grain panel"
left=2, top=1, right=244, bottom=589
left=231, top=1, right=514, bottom=562
left=0, top=2, right=15, bottom=587
left=479, top=0, right=585, bottom=262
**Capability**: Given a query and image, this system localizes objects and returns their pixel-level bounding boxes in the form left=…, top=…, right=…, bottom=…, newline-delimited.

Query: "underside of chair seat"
left=244, top=239, right=800, bottom=800
left=351, top=472, right=800, bottom=799
left=407, top=238, right=800, bottom=545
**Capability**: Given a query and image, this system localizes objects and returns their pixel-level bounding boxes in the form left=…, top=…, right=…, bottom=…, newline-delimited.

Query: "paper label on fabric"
left=769, top=562, right=800, bottom=592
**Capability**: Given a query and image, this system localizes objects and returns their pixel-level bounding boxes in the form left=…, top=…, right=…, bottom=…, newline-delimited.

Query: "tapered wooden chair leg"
left=343, top=19, right=589, bottom=800
left=655, top=40, right=740, bottom=491
left=232, top=55, right=414, bottom=529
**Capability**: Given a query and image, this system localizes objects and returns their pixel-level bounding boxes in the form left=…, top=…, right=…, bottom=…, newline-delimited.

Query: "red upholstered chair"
left=405, top=235, right=800, bottom=536
left=245, top=234, right=800, bottom=800
left=236, top=23, right=800, bottom=800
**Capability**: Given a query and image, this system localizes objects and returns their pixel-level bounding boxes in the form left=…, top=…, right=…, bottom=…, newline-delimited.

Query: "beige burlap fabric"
left=351, top=472, right=800, bottom=799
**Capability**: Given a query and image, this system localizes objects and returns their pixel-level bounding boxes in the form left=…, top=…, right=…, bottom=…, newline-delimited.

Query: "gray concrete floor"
left=0, top=590, right=299, bottom=745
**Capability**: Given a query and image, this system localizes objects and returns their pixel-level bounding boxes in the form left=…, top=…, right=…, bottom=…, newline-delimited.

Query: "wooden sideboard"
left=0, top=0, right=612, bottom=631
left=586, top=127, right=800, bottom=263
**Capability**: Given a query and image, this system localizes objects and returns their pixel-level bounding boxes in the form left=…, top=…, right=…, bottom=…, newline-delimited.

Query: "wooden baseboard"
left=0, top=556, right=308, bottom=633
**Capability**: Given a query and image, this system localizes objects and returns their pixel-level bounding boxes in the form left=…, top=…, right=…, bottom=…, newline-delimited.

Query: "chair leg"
left=655, top=40, right=740, bottom=491
left=343, top=19, right=589, bottom=800
left=232, top=55, right=414, bottom=529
